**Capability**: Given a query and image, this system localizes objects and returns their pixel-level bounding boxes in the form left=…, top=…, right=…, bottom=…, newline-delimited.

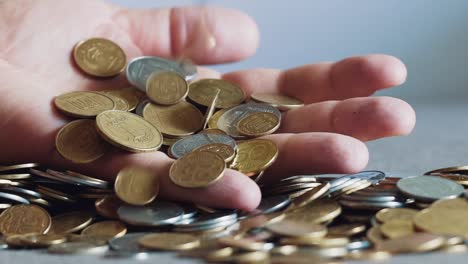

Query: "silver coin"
left=126, top=56, right=197, bottom=91
left=397, top=175, right=464, bottom=202
left=339, top=199, right=406, bottom=210
left=326, top=177, right=362, bottom=195
left=170, top=133, right=237, bottom=159
left=0, top=163, right=39, bottom=172
left=0, top=191, right=29, bottom=204
left=0, top=237, right=7, bottom=249
left=48, top=241, right=109, bottom=255
left=134, top=98, right=150, bottom=116
left=0, top=173, right=31, bottom=180
left=347, top=239, right=371, bottom=251
left=353, top=170, right=386, bottom=184
left=0, top=204, right=11, bottom=210
left=176, top=211, right=237, bottom=227
left=118, top=201, right=184, bottom=226
left=0, top=186, right=42, bottom=199
left=179, top=204, right=199, bottom=220
left=240, top=195, right=291, bottom=219
left=301, top=246, right=348, bottom=258
left=109, top=233, right=149, bottom=252
left=174, top=218, right=238, bottom=232
left=104, top=251, right=150, bottom=260
left=217, top=102, right=281, bottom=138
left=341, top=194, right=400, bottom=202
left=279, top=175, right=317, bottom=183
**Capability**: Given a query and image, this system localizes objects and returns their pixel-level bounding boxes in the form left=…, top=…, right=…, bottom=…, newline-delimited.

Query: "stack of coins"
left=0, top=38, right=467, bottom=262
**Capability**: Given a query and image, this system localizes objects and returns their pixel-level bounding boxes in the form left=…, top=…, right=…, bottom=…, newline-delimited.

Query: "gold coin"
left=236, top=112, right=281, bottom=137
left=375, top=208, right=419, bottom=223
left=194, top=143, right=236, bottom=163
left=19, top=233, right=67, bottom=248
left=146, top=71, right=189, bottom=105
left=188, top=79, right=245, bottom=109
left=380, top=220, right=414, bottom=239
left=138, top=232, right=200, bottom=251
left=81, top=220, right=127, bottom=240
left=96, top=110, right=163, bottom=152
left=366, top=226, right=386, bottom=244
left=73, top=38, right=126, bottom=77
left=217, top=236, right=267, bottom=251
left=231, top=139, right=278, bottom=174
left=115, top=166, right=159, bottom=205
left=250, top=93, right=304, bottom=111
left=101, top=87, right=141, bottom=111
left=280, top=236, right=349, bottom=247
left=285, top=200, right=341, bottom=224
left=95, top=195, right=123, bottom=219
left=266, top=220, right=327, bottom=238
left=376, top=233, right=445, bottom=253
left=101, top=93, right=129, bottom=111
left=233, top=251, right=270, bottom=263
left=199, top=128, right=227, bottom=135
left=0, top=204, right=51, bottom=236
left=413, top=207, right=468, bottom=237
left=208, top=108, right=229, bottom=129
left=202, top=89, right=220, bottom=129
left=327, top=223, right=366, bottom=237
left=54, top=91, right=115, bottom=118
left=49, top=211, right=94, bottom=234
left=142, top=101, right=203, bottom=137
left=55, top=119, right=108, bottom=164
left=169, top=151, right=226, bottom=188
left=5, top=234, right=28, bottom=248
left=431, top=198, right=468, bottom=209
left=290, top=183, right=330, bottom=209
left=425, top=165, right=468, bottom=175
left=347, top=250, right=391, bottom=261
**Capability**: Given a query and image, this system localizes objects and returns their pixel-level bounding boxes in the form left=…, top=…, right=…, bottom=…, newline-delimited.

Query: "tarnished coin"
left=231, top=139, right=278, bottom=174
left=380, top=220, right=415, bottom=239
left=101, top=87, right=141, bottom=111
left=237, top=112, right=281, bottom=137
left=170, top=151, right=226, bottom=188
left=49, top=211, right=94, bottom=234
left=115, top=166, right=159, bottom=206
left=250, top=93, right=304, bottom=111
left=188, top=79, right=245, bottom=109
left=73, top=38, right=126, bottom=77
left=375, top=208, right=419, bottom=223
left=170, top=133, right=237, bottom=159
left=96, top=110, right=162, bottom=152
left=217, top=103, right=281, bottom=138
left=142, top=101, right=204, bottom=137
left=126, top=56, right=197, bottom=91
left=376, top=233, right=445, bottom=253
left=266, top=220, right=327, bottom=238
left=193, top=143, right=236, bottom=163
left=397, top=175, right=464, bottom=201
left=19, top=233, right=67, bottom=248
left=138, top=232, right=200, bottom=251
left=54, top=91, right=115, bottom=118
left=117, top=201, right=184, bottom=226
left=95, top=195, right=123, bottom=219
left=81, top=221, right=127, bottom=240
left=146, top=71, right=188, bottom=105
left=413, top=207, right=468, bottom=237
left=55, top=119, right=108, bottom=164
left=0, top=204, right=51, bottom=236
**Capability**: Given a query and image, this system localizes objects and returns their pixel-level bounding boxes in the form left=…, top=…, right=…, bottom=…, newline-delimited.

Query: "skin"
left=0, top=0, right=416, bottom=211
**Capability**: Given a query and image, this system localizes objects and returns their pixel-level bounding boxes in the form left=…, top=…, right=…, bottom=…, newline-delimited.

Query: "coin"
left=73, top=38, right=126, bottom=77
left=208, top=108, right=229, bottom=129
left=397, top=176, right=464, bottom=201
left=114, top=166, right=159, bottom=206
left=380, top=219, right=415, bottom=239
left=142, top=101, right=203, bottom=137
left=0, top=173, right=31, bottom=180
left=250, top=93, right=304, bottom=111
left=170, top=133, right=237, bottom=159
left=138, top=233, right=200, bottom=251
left=231, top=139, right=278, bottom=174
left=170, top=151, right=226, bottom=188
left=413, top=207, right=468, bottom=237
left=376, top=233, right=445, bottom=253
left=48, top=241, right=109, bottom=255
left=266, top=220, right=327, bottom=238
left=49, top=211, right=94, bottom=234
left=193, top=143, right=236, bottom=163
left=0, top=204, right=51, bottom=236
left=327, top=223, right=366, bottom=237
left=117, top=201, right=184, bottom=226
left=55, top=119, right=108, bottom=164
left=81, top=221, right=127, bottom=240
left=188, top=79, right=245, bottom=109
left=202, top=89, right=221, bottom=129
left=146, top=71, right=188, bottom=105
left=96, top=110, right=163, bottom=152
left=19, top=233, right=67, bottom=248
left=291, top=183, right=330, bottom=209
left=126, top=56, right=196, bottom=91
left=102, top=93, right=129, bottom=111
left=217, top=236, right=270, bottom=251
left=431, top=198, right=468, bottom=209
left=101, top=87, right=141, bottom=111
left=0, top=163, right=39, bottom=172
left=54, top=91, right=115, bottom=118
left=0, top=191, right=30, bottom=204
left=285, top=200, right=341, bottom=224
left=375, top=208, right=419, bottom=223
left=109, top=232, right=149, bottom=252
left=95, top=195, right=124, bottom=219
left=65, top=171, right=110, bottom=189
left=237, top=112, right=281, bottom=137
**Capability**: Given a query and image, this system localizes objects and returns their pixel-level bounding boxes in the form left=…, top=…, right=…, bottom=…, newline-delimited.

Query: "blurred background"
left=109, top=0, right=468, bottom=104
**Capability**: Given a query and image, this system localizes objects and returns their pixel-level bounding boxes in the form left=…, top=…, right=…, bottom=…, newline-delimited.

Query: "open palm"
left=0, top=0, right=415, bottom=210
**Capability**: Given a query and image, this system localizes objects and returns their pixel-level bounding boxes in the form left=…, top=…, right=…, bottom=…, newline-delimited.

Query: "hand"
left=0, top=0, right=415, bottom=211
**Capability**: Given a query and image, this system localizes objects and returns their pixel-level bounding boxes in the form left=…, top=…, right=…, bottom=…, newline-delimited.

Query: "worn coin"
left=397, top=175, right=464, bottom=201
left=250, top=93, right=304, bottom=111
left=237, top=112, right=281, bottom=137
left=55, top=119, right=108, bottom=164
left=54, top=91, right=115, bottom=118
left=142, top=101, right=203, bottom=137
left=0, top=204, right=51, bottom=236
left=146, top=71, right=188, bottom=105
left=170, top=151, right=226, bottom=188
left=115, top=166, right=159, bottom=206
left=231, top=139, right=278, bottom=174
left=188, top=79, right=245, bottom=109
left=73, top=38, right=126, bottom=77
left=96, top=110, right=163, bottom=152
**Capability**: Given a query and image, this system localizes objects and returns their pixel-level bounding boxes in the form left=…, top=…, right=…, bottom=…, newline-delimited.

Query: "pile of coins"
left=0, top=37, right=467, bottom=262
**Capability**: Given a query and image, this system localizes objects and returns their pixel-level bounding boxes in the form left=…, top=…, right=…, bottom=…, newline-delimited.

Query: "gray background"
left=109, top=0, right=468, bottom=103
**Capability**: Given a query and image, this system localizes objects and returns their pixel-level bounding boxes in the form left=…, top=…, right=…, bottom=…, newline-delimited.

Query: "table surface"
left=2, top=102, right=468, bottom=264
